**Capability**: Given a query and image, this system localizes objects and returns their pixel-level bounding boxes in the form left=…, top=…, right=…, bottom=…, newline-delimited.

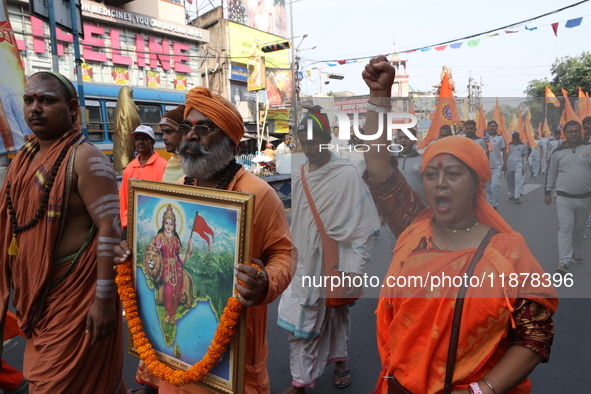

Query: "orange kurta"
left=119, top=151, right=168, bottom=228
left=366, top=136, right=558, bottom=394
left=0, top=126, right=125, bottom=393
left=157, top=168, right=293, bottom=394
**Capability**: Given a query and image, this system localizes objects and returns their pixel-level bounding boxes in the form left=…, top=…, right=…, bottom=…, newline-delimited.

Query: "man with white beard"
left=115, top=86, right=293, bottom=394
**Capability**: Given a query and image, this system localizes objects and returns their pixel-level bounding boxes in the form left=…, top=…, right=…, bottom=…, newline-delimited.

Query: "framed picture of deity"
left=125, top=179, right=254, bottom=394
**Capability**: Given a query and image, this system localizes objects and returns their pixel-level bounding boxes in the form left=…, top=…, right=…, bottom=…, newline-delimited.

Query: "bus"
left=83, top=83, right=186, bottom=162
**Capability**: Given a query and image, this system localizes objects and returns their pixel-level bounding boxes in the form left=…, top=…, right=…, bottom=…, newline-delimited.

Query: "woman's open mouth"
left=434, top=195, right=452, bottom=213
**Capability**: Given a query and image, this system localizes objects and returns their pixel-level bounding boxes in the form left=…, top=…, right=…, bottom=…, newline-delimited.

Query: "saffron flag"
left=543, top=117, right=550, bottom=138
left=517, top=108, right=525, bottom=142
left=558, top=109, right=566, bottom=139
left=476, top=104, right=487, bottom=138
left=459, top=99, right=469, bottom=121
left=525, top=110, right=538, bottom=148
left=545, top=87, right=560, bottom=107
left=192, top=211, right=215, bottom=251
left=493, top=98, right=506, bottom=136
left=506, top=114, right=518, bottom=152
left=578, top=87, right=591, bottom=119
left=561, top=88, right=580, bottom=123
left=417, top=72, right=458, bottom=149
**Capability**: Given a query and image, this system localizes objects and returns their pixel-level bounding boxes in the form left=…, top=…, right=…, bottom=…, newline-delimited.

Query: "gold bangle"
left=481, top=378, right=497, bottom=394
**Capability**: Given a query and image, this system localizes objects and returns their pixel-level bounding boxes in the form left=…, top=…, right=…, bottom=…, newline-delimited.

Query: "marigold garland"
left=116, top=261, right=251, bottom=387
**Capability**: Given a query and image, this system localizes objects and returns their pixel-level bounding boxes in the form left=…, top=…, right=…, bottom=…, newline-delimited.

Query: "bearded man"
left=0, top=72, right=126, bottom=392
left=116, top=86, right=293, bottom=394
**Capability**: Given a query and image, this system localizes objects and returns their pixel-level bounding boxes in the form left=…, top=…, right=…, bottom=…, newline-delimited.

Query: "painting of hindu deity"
left=128, top=180, right=254, bottom=393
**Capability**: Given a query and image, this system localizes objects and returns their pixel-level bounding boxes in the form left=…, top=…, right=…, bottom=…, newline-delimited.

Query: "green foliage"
left=523, top=52, right=591, bottom=130
left=550, top=51, right=591, bottom=94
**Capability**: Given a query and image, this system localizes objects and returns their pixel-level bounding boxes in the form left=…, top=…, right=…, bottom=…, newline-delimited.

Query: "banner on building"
left=247, top=56, right=266, bottom=91
left=228, top=22, right=289, bottom=69
left=147, top=71, right=160, bottom=88
left=266, top=68, right=292, bottom=109
left=81, top=63, right=92, bottom=81
left=0, top=20, right=31, bottom=154
left=113, top=67, right=129, bottom=84
left=267, top=108, right=290, bottom=120
left=274, top=120, right=290, bottom=133
left=226, top=0, right=287, bottom=37
left=174, top=75, right=187, bottom=90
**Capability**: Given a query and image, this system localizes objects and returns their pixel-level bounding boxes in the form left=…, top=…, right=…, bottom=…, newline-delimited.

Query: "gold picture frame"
left=127, top=179, right=254, bottom=394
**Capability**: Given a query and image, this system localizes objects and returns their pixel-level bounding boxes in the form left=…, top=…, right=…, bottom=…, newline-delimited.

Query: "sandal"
left=334, top=369, right=351, bottom=389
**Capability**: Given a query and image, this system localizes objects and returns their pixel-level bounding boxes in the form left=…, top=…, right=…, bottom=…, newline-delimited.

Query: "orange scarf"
left=375, top=136, right=558, bottom=393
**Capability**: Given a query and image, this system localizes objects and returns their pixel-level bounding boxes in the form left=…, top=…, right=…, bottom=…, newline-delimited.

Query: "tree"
left=523, top=52, right=591, bottom=130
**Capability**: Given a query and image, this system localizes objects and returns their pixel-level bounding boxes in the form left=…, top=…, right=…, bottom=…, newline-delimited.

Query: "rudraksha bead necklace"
left=6, top=134, right=82, bottom=254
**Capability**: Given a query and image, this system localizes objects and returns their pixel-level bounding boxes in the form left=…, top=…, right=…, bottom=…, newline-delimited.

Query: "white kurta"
left=277, top=154, right=380, bottom=386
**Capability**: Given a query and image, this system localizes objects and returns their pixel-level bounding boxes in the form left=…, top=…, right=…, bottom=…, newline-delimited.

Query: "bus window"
left=85, top=100, right=104, bottom=142
left=105, top=101, right=117, bottom=141
left=138, top=103, right=163, bottom=140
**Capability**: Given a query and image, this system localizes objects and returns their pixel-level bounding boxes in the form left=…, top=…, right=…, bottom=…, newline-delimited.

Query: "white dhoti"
left=287, top=305, right=350, bottom=388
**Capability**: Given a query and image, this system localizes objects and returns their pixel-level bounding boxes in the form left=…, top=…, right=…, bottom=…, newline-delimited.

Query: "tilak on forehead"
left=25, top=71, right=78, bottom=101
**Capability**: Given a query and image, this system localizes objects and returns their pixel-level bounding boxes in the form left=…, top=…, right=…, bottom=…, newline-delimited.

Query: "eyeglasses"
left=177, top=124, right=221, bottom=137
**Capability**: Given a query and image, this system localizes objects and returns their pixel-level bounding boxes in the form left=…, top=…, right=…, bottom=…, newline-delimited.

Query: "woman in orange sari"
left=361, top=56, right=558, bottom=394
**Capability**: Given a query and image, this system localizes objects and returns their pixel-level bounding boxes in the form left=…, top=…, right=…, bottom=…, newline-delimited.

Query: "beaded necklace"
left=6, top=134, right=82, bottom=255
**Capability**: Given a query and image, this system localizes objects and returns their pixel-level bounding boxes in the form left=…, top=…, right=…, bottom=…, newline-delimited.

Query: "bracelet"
left=481, top=378, right=497, bottom=394
left=366, top=102, right=389, bottom=114
left=469, top=382, right=483, bottom=394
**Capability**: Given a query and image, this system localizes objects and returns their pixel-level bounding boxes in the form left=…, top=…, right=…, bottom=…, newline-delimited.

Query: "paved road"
left=4, top=174, right=590, bottom=393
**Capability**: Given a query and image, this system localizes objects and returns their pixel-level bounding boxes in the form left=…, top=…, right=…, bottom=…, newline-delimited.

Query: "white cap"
left=131, top=125, right=155, bottom=140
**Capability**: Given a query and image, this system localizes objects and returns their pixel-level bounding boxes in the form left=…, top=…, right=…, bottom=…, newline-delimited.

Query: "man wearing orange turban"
left=116, top=86, right=294, bottom=394
left=183, top=86, right=245, bottom=147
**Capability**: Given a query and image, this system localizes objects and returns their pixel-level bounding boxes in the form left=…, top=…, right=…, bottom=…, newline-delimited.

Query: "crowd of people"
left=2, top=59, right=589, bottom=393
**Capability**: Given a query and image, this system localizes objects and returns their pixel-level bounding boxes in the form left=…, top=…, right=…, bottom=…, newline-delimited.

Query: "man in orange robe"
left=0, top=71, right=126, bottom=393
left=116, top=86, right=293, bottom=394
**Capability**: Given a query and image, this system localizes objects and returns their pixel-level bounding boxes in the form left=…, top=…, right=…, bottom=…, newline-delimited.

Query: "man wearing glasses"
left=545, top=120, right=591, bottom=274
left=115, top=87, right=293, bottom=394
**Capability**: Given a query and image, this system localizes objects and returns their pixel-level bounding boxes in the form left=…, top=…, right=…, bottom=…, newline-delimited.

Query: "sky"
left=287, top=0, right=591, bottom=98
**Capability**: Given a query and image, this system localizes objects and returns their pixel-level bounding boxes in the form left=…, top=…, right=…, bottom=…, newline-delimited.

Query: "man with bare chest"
left=0, top=71, right=126, bottom=393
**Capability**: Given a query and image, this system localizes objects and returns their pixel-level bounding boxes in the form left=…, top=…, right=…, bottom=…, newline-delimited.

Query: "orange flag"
left=543, top=117, right=550, bottom=138
left=561, top=88, right=580, bottom=123
left=558, top=109, right=566, bottom=139
left=418, top=72, right=458, bottom=149
left=524, top=110, right=538, bottom=148
left=506, top=113, right=518, bottom=151
left=545, top=87, right=560, bottom=107
left=517, top=108, right=525, bottom=141
left=476, top=104, right=487, bottom=138
left=578, top=87, right=591, bottom=119
left=493, top=98, right=506, bottom=136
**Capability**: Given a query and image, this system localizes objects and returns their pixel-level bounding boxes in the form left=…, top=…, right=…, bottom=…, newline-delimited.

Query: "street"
left=3, top=174, right=590, bottom=393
